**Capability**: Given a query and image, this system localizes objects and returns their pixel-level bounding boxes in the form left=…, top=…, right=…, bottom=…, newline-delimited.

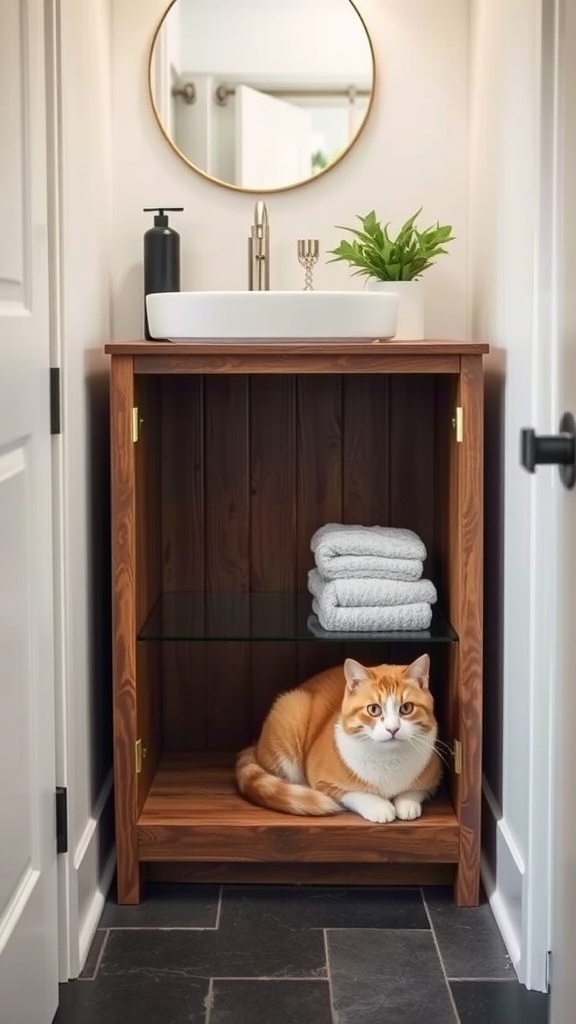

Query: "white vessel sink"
left=145, top=290, right=398, bottom=341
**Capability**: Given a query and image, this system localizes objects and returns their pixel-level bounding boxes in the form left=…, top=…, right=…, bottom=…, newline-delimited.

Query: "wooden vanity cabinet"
left=106, top=339, right=487, bottom=907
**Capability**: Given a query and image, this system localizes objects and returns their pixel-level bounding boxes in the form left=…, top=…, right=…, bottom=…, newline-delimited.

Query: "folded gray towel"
left=311, top=598, right=433, bottom=633
left=308, top=568, right=437, bottom=609
left=311, top=524, right=426, bottom=582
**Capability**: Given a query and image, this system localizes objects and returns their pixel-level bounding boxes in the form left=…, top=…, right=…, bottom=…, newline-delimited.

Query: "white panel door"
left=548, top=0, right=576, bottom=1016
left=235, top=84, right=312, bottom=189
left=0, top=1, right=59, bottom=1022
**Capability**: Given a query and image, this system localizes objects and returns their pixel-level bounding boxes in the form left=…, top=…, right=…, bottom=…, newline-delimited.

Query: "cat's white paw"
left=342, top=792, right=396, bottom=823
left=394, top=796, right=422, bottom=820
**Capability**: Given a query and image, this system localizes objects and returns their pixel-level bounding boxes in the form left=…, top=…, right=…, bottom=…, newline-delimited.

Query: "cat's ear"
left=404, top=654, right=430, bottom=689
left=344, top=658, right=371, bottom=692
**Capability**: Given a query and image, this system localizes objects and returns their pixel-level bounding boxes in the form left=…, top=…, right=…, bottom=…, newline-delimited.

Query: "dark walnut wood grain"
left=249, top=377, right=298, bottom=732
left=160, top=376, right=207, bottom=752
left=137, top=755, right=460, bottom=864
left=133, top=353, right=461, bottom=376
left=110, top=355, right=139, bottom=903
left=204, top=377, right=251, bottom=749
left=453, top=356, right=484, bottom=907
left=134, top=377, right=163, bottom=814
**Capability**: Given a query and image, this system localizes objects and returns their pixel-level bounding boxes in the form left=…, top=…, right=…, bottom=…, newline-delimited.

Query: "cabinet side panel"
left=135, top=376, right=162, bottom=628
left=430, top=377, right=459, bottom=792
left=110, top=355, right=139, bottom=903
left=134, top=375, right=162, bottom=804
left=453, top=356, right=484, bottom=906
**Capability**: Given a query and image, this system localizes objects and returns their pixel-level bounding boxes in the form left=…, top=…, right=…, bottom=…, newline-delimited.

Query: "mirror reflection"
left=149, top=0, right=375, bottom=192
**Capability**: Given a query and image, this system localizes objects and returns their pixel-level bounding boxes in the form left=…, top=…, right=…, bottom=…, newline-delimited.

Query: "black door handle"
left=520, top=411, right=576, bottom=488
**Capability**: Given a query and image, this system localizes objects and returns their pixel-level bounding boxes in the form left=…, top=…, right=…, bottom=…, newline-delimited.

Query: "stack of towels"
left=308, top=523, right=437, bottom=632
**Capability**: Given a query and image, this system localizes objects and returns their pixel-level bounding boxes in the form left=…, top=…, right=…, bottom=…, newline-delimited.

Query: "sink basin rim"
left=146, top=289, right=399, bottom=341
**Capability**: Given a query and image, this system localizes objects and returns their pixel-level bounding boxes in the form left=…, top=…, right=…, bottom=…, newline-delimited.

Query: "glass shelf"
left=138, top=592, right=458, bottom=643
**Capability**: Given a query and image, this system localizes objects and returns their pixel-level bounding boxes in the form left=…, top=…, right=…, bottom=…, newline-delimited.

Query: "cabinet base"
left=136, top=754, right=460, bottom=863
left=144, top=862, right=455, bottom=887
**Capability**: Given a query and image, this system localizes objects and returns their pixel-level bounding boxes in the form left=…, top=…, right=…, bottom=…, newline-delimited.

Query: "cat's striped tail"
left=236, top=746, right=341, bottom=816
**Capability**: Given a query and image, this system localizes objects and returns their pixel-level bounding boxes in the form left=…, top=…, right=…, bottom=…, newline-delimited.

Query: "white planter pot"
left=366, top=280, right=424, bottom=340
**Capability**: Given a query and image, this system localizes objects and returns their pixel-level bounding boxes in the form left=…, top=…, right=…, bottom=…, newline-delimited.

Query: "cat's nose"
left=386, top=725, right=400, bottom=737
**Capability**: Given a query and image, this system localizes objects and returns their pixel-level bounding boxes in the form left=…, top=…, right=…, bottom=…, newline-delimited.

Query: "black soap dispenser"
left=143, top=207, right=183, bottom=339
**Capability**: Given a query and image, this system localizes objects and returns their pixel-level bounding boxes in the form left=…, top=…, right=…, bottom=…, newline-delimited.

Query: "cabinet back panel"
left=158, top=374, right=440, bottom=751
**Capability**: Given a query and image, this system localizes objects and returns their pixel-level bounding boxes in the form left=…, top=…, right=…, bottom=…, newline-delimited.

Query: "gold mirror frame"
left=147, top=0, right=376, bottom=195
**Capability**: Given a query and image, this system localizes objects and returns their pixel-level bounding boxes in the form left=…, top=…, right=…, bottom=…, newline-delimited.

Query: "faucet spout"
left=248, top=201, right=270, bottom=291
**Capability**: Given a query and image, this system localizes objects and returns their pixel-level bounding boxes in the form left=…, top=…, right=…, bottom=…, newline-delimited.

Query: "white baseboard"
left=78, top=846, right=116, bottom=968
left=480, top=850, right=522, bottom=968
left=73, top=768, right=113, bottom=871
left=481, top=775, right=524, bottom=975
left=67, top=770, right=116, bottom=978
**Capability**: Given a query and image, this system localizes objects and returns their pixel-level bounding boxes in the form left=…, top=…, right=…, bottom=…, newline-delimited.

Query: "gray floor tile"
left=451, top=980, right=549, bottom=1023
left=327, top=928, right=458, bottom=1023
left=54, top=975, right=208, bottom=1024
left=99, top=925, right=327, bottom=980
left=100, top=882, right=220, bottom=928
left=425, top=887, right=515, bottom=979
left=210, top=980, right=333, bottom=1024
left=220, top=885, right=428, bottom=931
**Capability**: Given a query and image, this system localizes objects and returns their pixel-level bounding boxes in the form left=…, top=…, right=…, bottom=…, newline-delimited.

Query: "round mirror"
left=148, top=0, right=375, bottom=193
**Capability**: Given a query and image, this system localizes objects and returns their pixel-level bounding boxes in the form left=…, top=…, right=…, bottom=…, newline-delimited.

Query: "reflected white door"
left=549, top=0, right=576, bottom=1017
left=235, top=84, right=312, bottom=189
left=0, top=1, right=59, bottom=1022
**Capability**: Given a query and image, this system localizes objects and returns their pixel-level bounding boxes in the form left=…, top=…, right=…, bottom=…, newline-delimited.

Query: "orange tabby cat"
left=236, top=654, right=440, bottom=822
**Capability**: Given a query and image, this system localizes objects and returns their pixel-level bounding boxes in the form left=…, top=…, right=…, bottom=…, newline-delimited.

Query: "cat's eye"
left=366, top=703, right=382, bottom=717
left=399, top=702, right=414, bottom=716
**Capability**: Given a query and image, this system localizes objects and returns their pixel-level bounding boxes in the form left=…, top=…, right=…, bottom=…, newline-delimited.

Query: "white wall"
left=111, top=0, right=470, bottom=340
left=175, top=0, right=372, bottom=81
left=48, top=0, right=115, bottom=979
left=470, top=0, right=552, bottom=991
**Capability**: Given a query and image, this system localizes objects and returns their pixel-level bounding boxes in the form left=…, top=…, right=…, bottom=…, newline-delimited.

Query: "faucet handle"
left=253, top=201, right=269, bottom=237
left=297, top=239, right=320, bottom=291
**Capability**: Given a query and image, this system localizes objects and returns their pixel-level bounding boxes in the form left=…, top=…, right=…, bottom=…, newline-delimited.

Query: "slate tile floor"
left=54, top=884, right=549, bottom=1024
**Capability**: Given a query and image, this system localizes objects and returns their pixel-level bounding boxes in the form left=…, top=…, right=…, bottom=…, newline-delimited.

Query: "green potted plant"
left=327, top=208, right=454, bottom=339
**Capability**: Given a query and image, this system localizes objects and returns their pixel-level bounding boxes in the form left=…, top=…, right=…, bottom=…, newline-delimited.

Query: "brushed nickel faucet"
left=248, top=201, right=270, bottom=291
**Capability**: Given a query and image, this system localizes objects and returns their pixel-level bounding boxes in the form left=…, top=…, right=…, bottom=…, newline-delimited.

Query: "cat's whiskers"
left=433, top=739, right=454, bottom=755
left=407, top=733, right=451, bottom=770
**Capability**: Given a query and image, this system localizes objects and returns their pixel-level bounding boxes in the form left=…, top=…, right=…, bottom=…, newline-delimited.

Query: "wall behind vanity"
left=110, top=0, right=471, bottom=340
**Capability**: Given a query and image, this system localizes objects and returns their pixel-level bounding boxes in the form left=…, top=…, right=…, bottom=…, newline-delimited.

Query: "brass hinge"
left=135, top=738, right=147, bottom=774
left=453, top=739, right=462, bottom=775
left=452, top=406, right=463, bottom=443
left=132, top=407, right=140, bottom=443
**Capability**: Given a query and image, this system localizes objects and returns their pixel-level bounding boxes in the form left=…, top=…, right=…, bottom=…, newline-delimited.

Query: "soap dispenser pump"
left=143, top=207, right=183, bottom=339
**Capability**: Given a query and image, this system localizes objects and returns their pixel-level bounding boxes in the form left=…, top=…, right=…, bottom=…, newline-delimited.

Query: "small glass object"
left=297, top=238, right=320, bottom=291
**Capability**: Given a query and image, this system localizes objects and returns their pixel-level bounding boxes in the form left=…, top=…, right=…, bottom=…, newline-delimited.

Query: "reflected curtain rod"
left=215, top=83, right=369, bottom=105
left=171, top=82, right=369, bottom=105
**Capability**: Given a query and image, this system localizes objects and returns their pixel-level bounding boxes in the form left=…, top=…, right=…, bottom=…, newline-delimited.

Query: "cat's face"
left=340, top=654, right=436, bottom=747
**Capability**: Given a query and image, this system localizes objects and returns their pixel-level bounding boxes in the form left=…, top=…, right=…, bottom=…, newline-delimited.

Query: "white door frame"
left=521, top=0, right=559, bottom=992
left=44, top=0, right=116, bottom=980
left=44, top=0, right=74, bottom=983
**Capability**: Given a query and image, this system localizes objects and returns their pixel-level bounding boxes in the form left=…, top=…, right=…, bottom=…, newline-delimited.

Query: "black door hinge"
left=56, top=786, right=68, bottom=853
left=50, top=367, right=61, bottom=435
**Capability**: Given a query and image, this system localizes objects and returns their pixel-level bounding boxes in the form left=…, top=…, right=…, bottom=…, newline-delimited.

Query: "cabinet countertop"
left=105, top=339, right=490, bottom=357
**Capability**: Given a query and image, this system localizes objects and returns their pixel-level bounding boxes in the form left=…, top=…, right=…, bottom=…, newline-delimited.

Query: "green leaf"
left=326, top=207, right=454, bottom=282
